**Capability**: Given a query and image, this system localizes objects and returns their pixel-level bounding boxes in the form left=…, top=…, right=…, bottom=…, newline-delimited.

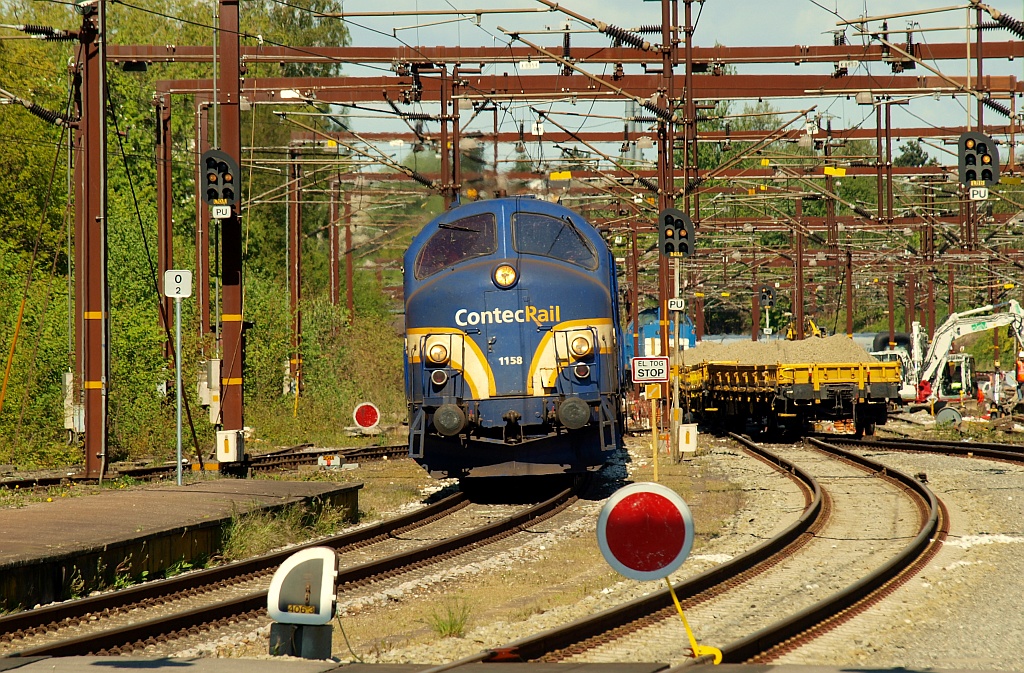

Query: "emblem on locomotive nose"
left=455, top=305, right=561, bottom=327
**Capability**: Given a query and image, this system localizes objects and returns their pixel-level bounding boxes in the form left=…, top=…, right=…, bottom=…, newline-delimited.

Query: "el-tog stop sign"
left=353, top=402, right=380, bottom=429
left=597, top=482, right=695, bottom=581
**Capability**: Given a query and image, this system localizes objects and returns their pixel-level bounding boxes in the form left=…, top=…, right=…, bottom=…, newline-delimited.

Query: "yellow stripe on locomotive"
left=526, top=318, right=616, bottom=394
left=406, top=327, right=496, bottom=399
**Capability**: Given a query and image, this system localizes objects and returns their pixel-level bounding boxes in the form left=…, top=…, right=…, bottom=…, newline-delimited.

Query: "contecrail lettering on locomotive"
left=455, top=305, right=562, bottom=327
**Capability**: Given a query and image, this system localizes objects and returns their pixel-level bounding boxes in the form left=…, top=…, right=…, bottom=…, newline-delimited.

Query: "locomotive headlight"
left=570, top=336, right=592, bottom=357
left=427, top=343, right=449, bottom=365
left=493, top=264, right=517, bottom=288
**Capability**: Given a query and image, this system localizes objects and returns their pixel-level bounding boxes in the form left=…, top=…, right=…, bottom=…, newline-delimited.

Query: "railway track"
left=424, top=433, right=946, bottom=667
left=835, top=434, right=1024, bottom=459
left=0, top=443, right=410, bottom=490
left=12, top=432, right=1017, bottom=663
left=0, top=486, right=577, bottom=657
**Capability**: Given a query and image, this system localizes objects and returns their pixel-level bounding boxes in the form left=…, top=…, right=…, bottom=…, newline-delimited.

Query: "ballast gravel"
left=194, top=423, right=1024, bottom=671
left=686, top=333, right=877, bottom=364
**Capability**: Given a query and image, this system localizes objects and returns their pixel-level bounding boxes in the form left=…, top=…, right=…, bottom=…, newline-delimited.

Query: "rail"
left=3, top=487, right=578, bottom=657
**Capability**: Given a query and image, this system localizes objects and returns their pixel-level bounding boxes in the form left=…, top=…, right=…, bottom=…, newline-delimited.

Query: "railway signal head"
left=201, top=149, right=240, bottom=207
left=958, top=131, right=999, bottom=187
left=759, top=285, right=775, bottom=308
left=658, top=207, right=695, bottom=258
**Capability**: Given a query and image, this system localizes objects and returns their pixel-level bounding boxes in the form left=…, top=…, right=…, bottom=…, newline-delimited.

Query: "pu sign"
left=632, top=357, right=669, bottom=383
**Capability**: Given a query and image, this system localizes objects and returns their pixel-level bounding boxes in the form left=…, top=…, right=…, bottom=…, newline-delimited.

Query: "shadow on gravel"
left=458, top=474, right=584, bottom=504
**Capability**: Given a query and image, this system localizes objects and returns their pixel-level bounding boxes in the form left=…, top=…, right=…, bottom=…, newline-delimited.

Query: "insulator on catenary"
left=632, top=25, right=663, bottom=35
left=982, top=97, right=1012, bottom=118
left=853, top=205, right=875, bottom=219
left=407, top=170, right=435, bottom=190
left=596, top=21, right=652, bottom=51
left=995, top=13, right=1024, bottom=40
left=11, top=24, right=73, bottom=39
left=641, top=100, right=678, bottom=123
left=684, top=176, right=705, bottom=194
left=637, top=176, right=658, bottom=192
left=22, top=101, right=72, bottom=127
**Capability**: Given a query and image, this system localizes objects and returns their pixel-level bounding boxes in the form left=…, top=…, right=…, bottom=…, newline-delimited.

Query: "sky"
left=319, top=0, right=1024, bottom=166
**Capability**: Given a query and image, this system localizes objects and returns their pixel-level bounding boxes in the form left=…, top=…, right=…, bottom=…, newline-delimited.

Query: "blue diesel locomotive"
left=404, top=197, right=626, bottom=480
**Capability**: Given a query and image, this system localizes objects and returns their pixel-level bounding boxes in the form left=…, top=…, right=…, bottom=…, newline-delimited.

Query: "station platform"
left=0, top=478, right=361, bottom=609
left=0, top=659, right=1004, bottom=673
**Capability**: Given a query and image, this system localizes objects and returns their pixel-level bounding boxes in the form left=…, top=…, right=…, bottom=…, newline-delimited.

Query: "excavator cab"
left=937, top=354, right=976, bottom=400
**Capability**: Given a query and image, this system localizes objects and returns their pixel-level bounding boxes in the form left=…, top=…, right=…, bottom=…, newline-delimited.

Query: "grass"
left=424, top=598, right=471, bottom=638
left=0, top=474, right=147, bottom=510
left=219, top=456, right=437, bottom=563
left=164, top=557, right=201, bottom=578
left=219, top=499, right=354, bottom=562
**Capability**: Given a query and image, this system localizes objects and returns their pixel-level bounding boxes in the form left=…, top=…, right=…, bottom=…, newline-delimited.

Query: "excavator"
left=784, top=317, right=827, bottom=340
left=913, top=300, right=1024, bottom=407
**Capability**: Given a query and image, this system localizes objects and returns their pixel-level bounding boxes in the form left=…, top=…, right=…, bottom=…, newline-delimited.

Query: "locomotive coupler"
left=502, top=410, right=523, bottom=444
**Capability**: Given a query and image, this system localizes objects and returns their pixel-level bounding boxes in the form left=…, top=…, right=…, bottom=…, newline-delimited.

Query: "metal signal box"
left=198, top=359, right=222, bottom=425
left=216, top=429, right=243, bottom=462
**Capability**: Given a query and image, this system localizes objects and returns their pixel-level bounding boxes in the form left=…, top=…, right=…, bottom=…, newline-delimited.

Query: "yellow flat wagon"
left=680, top=360, right=902, bottom=437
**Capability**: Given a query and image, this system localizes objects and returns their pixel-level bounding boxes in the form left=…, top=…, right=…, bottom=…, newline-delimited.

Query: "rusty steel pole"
left=875, top=103, right=884, bottom=225
left=73, top=61, right=85, bottom=452
left=905, top=273, right=916, bottom=332
left=885, top=102, right=893, bottom=224
left=694, top=293, right=704, bottom=342
left=630, top=223, right=640, bottom=394
left=76, top=4, right=108, bottom=479
left=218, top=0, right=244, bottom=431
left=155, top=96, right=173, bottom=361
left=452, top=65, right=462, bottom=199
left=656, top=0, right=678, bottom=355
left=845, top=249, right=854, bottom=337
left=345, top=193, right=354, bottom=324
left=888, top=275, right=896, bottom=349
left=439, top=66, right=452, bottom=207
left=948, top=266, right=955, bottom=314
left=195, top=95, right=212, bottom=336
left=288, top=150, right=302, bottom=391
left=794, top=198, right=805, bottom=340
left=329, top=181, right=340, bottom=306
left=927, top=273, right=936, bottom=337
left=751, top=280, right=761, bottom=341
left=824, top=121, right=837, bottom=248
left=977, top=5, right=985, bottom=128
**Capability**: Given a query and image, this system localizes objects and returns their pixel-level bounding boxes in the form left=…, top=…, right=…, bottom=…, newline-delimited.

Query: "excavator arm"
left=917, top=301, right=1024, bottom=399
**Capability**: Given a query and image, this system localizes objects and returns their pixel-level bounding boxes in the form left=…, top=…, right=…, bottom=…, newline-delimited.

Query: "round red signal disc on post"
left=353, top=402, right=380, bottom=429
left=597, top=482, right=695, bottom=581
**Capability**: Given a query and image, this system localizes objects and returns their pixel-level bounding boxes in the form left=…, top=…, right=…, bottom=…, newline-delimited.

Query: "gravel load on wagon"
left=682, top=335, right=875, bottom=366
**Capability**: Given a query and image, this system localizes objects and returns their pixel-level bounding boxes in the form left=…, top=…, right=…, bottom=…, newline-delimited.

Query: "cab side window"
left=512, top=212, right=598, bottom=269
left=415, top=213, right=497, bottom=279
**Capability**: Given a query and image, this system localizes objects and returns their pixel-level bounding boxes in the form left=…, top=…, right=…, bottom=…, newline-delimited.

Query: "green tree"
left=893, top=140, right=938, bottom=167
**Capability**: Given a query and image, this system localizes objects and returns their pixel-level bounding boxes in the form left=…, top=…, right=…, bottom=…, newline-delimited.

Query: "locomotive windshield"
left=415, top=212, right=498, bottom=278
left=512, top=212, right=598, bottom=270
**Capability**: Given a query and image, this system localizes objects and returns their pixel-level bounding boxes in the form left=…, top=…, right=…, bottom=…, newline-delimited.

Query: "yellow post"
left=665, top=577, right=722, bottom=664
left=652, top=399, right=659, bottom=482
left=647, top=383, right=661, bottom=482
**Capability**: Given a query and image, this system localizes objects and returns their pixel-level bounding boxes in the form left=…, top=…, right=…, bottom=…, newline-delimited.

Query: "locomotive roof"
left=423, top=196, right=593, bottom=229
left=406, top=196, right=605, bottom=262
